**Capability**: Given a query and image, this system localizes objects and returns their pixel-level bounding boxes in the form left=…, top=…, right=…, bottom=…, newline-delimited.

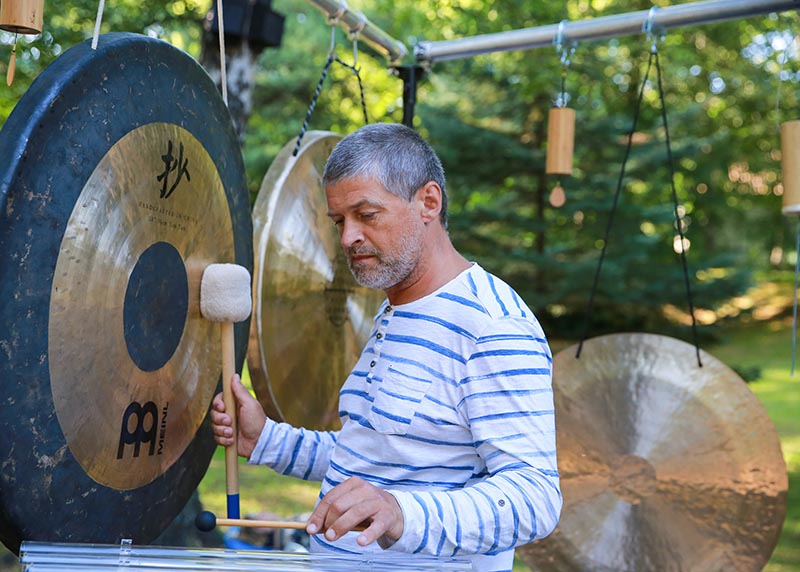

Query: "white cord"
left=776, top=30, right=797, bottom=134
left=91, top=0, right=106, bottom=50
left=217, top=0, right=228, bottom=106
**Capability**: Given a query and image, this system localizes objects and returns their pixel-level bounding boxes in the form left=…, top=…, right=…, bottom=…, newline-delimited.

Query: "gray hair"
left=323, top=123, right=448, bottom=226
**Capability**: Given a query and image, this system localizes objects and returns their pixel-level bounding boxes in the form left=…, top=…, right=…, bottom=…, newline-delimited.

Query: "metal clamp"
left=642, top=6, right=665, bottom=51
left=554, top=19, right=576, bottom=67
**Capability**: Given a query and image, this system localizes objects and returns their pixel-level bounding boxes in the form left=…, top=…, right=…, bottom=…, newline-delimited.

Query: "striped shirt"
left=249, top=263, right=561, bottom=571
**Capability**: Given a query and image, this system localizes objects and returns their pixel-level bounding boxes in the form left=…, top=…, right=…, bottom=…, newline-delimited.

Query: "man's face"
left=325, top=177, right=425, bottom=291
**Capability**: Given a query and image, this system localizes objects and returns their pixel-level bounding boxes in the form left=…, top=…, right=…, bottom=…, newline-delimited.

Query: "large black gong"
left=0, top=33, right=252, bottom=552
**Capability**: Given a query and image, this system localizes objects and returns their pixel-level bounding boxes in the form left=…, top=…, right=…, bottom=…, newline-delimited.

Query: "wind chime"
left=0, top=0, right=44, bottom=86
left=781, top=116, right=800, bottom=373
left=545, top=20, right=576, bottom=208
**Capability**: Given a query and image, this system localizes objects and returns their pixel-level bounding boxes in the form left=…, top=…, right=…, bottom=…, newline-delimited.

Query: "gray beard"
left=347, top=233, right=422, bottom=291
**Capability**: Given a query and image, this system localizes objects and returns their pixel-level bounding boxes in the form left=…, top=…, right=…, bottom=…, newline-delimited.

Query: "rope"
left=293, top=55, right=335, bottom=156
left=654, top=47, right=702, bottom=367
left=776, top=30, right=797, bottom=134
left=216, top=0, right=228, bottom=105
left=334, top=56, right=369, bottom=124
left=91, top=0, right=106, bottom=50
left=292, top=24, right=370, bottom=156
left=576, top=51, right=654, bottom=359
left=577, top=42, right=702, bottom=367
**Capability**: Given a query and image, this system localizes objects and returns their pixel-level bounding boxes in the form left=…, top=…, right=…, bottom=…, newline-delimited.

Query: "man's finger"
left=307, top=477, right=364, bottom=534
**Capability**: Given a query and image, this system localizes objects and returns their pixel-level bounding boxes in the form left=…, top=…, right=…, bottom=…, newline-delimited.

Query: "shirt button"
left=384, top=306, right=392, bottom=313
left=370, top=360, right=376, bottom=367
left=498, top=499, right=506, bottom=507
left=376, top=333, right=383, bottom=339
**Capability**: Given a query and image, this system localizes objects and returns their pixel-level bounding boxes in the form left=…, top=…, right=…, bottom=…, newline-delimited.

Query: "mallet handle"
left=214, top=517, right=367, bottom=532
left=216, top=517, right=308, bottom=530
left=221, top=321, right=240, bottom=518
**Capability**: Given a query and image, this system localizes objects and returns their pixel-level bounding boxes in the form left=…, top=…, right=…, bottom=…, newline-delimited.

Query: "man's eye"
left=360, top=212, right=376, bottom=221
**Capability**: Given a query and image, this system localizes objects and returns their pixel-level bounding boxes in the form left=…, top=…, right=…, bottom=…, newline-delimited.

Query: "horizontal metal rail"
left=306, top=0, right=408, bottom=62
left=415, top=0, right=800, bottom=63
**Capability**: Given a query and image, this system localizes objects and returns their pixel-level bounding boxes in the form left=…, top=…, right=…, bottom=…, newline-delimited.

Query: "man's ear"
left=415, top=181, right=443, bottom=224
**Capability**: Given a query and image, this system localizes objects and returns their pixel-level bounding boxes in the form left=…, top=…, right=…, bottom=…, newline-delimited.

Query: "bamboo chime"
left=1, top=0, right=44, bottom=86
left=782, top=120, right=800, bottom=216
left=546, top=106, right=575, bottom=207
left=781, top=120, right=800, bottom=374
left=546, top=24, right=575, bottom=208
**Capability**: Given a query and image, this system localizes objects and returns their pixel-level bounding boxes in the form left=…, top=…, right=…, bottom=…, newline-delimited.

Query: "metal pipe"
left=306, top=0, right=408, bottom=62
left=415, top=0, right=800, bottom=63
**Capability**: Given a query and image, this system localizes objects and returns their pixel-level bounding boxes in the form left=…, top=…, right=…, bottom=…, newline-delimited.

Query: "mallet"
left=200, top=263, right=252, bottom=520
left=195, top=511, right=367, bottom=533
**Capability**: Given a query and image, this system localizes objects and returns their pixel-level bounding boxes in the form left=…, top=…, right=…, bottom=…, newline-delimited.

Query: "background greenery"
left=1, top=0, right=799, bottom=570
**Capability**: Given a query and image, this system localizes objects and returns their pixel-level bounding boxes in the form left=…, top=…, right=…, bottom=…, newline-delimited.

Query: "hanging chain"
left=577, top=32, right=702, bottom=368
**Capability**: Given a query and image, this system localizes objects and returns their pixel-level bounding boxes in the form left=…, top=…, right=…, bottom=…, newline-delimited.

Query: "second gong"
left=249, top=131, right=384, bottom=430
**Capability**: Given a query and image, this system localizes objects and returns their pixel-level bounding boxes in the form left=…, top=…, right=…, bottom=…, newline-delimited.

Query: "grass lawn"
left=707, top=320, right=800, bottom=572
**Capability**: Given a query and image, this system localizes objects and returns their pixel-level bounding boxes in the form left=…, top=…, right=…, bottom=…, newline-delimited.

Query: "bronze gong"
left=248, top=131, right=384, bottom=430
left=0, top=33, right=252, bottom=552
left=518, top=333, right=788, bottom=572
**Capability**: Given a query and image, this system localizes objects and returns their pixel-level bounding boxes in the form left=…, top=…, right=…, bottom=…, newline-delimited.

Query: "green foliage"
left=2, top=0, right=798, bottom=340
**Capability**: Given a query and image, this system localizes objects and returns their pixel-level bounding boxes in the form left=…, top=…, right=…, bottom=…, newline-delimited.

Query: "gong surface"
left=0, top=33, right=252, bottom=552
left=248, top=131, right=384, bottom=430
left=519, top=333, right=788, bottom=572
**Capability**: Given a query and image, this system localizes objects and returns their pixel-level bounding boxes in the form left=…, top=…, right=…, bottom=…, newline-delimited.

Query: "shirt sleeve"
left=248, top=419, right=339, bottom=482
left=385, top=315, right=562, bottom=557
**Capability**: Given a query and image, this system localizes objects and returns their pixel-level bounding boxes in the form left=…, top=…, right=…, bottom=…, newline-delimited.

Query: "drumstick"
left=195, top=511, right=367, bottom=533
left=200, top=263, right=252, bottom=520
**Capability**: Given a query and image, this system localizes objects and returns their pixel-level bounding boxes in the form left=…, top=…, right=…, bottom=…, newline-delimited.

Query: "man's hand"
left=306, top=476, right=404, bottom=547
left=210, top=374, right=266, bottom=458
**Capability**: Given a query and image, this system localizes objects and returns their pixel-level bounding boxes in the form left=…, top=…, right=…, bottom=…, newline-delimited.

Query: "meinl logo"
left=117, top=401, right=169, bottom=459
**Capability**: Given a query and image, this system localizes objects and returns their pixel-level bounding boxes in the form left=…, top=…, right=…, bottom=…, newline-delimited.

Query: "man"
left=211, top=123, right=561, bottom=571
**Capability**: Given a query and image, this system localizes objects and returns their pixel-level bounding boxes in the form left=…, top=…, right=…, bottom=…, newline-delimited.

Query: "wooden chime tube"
left=782, top=120, right=800, bottom=215
left=546, top=107, right=576, bottom=176
left=0, top=0, right=44, bottom=34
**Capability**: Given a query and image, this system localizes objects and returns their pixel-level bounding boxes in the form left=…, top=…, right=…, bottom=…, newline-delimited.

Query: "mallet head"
left=200, top=263, right=251, bottom=323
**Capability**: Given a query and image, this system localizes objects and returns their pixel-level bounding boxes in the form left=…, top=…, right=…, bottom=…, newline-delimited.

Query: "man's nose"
left=340, top=220, right=364, bottom=249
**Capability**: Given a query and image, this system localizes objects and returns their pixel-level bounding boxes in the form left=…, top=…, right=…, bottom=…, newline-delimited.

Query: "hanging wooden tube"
left=781, top=120, right=800, bottom=216
left=0, top=0, right=44, bottom=34
left=546, top=107, right=575, bottom=176
left=6, top=44, right=16, bottom=86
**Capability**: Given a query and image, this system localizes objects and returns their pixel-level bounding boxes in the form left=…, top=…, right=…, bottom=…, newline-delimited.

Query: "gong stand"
left=293, top=20, right=369, bottom=156
left=395, top=65, right=426, bottom=128
left=576, top=21, right=702, bottom=367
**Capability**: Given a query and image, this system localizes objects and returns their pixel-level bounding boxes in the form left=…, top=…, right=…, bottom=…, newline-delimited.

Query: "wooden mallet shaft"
left=200, top=263, right=252, bottom=520
left=195, top=511, right=367, bottom=533
left=220, top=321, right=239, bottom=518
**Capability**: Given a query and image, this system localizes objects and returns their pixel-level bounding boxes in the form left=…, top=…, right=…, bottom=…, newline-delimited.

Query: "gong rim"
left=0, top=33, right=252, bottom=552
left=519, top=332, right=788, bottom=572
left=248, top=130, right=385, bottom=431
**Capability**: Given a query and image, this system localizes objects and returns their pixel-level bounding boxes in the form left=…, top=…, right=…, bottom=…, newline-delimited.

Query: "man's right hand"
left=211, top=374, right=266, bottom=459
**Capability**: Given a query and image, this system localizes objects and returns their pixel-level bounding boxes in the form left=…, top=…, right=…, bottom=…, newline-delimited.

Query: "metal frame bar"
left=306, top=0, right=407, bottom=62
left=415, top=0, right=800, bottom=63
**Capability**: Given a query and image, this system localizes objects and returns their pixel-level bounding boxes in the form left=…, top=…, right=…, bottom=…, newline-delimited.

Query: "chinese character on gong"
left=157, top=140, right=191, bottom=199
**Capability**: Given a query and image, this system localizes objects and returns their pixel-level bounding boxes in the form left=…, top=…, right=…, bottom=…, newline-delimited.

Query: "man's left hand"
left=306, top=476, right=404, bottom=547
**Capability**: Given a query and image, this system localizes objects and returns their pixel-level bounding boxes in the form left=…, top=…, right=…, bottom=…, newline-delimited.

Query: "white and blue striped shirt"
left=249, top=264, right=561, bottom=571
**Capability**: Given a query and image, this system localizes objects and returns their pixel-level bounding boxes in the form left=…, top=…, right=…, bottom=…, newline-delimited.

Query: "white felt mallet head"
left=200, top=263, right=252, bottom=323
